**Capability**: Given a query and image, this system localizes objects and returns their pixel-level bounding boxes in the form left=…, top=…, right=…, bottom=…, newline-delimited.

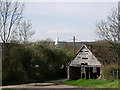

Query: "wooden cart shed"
left=67, top=44, right=118, bottom=80
left=67, top=45, right=103, bottom=80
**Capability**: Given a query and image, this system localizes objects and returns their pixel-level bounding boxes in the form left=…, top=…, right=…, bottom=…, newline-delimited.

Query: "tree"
left=0, top=0, right=24, bottom=44
left=18, top=20, right=35, bottom=44
left=96, top=8, right=120, bottom=64
left=96, top=8, right=119, bottom=43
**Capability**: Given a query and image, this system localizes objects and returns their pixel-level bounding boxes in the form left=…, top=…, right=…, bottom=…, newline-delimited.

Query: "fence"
left=112, top=70, right=120, bottom=79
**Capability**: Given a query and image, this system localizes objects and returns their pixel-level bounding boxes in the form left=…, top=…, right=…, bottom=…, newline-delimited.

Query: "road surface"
left=0, top=79, right=92, bottom=90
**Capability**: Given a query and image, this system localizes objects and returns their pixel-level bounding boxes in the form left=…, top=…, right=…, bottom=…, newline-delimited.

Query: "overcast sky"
left=23, top=1, right=118, bottom=42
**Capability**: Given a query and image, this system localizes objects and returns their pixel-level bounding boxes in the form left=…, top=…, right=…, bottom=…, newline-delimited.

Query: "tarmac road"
left=0, top=79, right=92, bottom=90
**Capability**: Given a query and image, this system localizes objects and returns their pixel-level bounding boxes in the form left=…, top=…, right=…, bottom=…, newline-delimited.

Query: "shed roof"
left=67, top=44, right=118, bottom=67
left=86, top=44, right=118, bottom=64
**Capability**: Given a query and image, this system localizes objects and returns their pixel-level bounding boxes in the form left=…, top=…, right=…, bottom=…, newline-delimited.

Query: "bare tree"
left=0, top=0, right=24, bottom=44
left=96, top=8, right=120, bottom=63
left=96, top=8, right=120, bottom=43
left=18, top=20, right=35, bottom=44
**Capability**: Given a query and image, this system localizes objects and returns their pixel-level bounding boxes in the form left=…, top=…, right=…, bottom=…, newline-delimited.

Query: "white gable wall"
left=69, top=45, right=101, bottom=66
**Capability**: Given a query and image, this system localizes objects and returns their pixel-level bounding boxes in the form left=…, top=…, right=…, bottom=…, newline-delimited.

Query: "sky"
left=23, top=1, right=118, bottom=42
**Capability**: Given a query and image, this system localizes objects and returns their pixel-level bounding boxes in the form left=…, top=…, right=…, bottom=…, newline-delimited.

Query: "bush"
left=2, top=45, right=29, bottom=85
left=2, top=42, right=72, bottom=85
left=102, top=64, right=120, bottom=80
left=29, top=44, right=71, bottom=80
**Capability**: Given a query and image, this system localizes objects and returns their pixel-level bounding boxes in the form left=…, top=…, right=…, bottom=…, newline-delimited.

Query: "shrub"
left=102, top=64, right=120, bottom=80
left=2, top=42, right=72, bottom=85
left=2, top=45, right=29, bottom=85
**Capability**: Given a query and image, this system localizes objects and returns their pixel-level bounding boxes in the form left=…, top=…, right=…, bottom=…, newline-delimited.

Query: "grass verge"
left=62, top=79, right=119, bottom=88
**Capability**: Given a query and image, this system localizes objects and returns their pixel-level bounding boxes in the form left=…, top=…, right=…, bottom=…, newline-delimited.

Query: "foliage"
left=102, top=64, right=120, bottom=80
left=2, top=42, right=72, bottom=85
left=62, top=79, right=119, bottom=88
left=28, top=43, right=71, bottom=80
left=2, top=45, right=30, bottom=85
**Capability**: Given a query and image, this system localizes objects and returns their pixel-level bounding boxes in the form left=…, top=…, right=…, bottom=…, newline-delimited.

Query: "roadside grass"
left=62, top=79, right=119, bottom=88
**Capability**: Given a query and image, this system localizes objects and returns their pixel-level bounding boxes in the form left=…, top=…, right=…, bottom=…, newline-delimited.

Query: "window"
left=81, top=63, right=88, bottom=65
left=80, top=51, right=88, bottom=52
left=82, top=57, right=88, bottom=59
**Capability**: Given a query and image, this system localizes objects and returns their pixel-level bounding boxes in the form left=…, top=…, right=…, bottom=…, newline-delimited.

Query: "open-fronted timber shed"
left=67, top=44, right=118, bottom=80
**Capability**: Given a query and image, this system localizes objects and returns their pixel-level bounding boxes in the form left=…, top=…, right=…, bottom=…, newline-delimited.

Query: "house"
left=67, top=44, right=118, bottom=80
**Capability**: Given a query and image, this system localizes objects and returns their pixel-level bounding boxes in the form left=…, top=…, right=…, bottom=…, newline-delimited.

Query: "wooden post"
left=83, top=67, right=86, bottom=79
left=99, top=67, right=102, bottom=79
left=67, top=66, right=70, bottom=80
left=117, top=70, right=118, bottom=79
left=73, top=36, right=75, bottom=56
left=113, top=71, right=114, bottom=79
left=85, top=67, right=86, bottom=79
left=81, top=67, right=82, bottom=79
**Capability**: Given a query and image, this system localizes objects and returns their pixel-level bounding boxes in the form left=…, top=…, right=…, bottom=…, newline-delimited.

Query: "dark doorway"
left=92, top=67, right=100, bottom=79
left=90, top=67, right=100, bottom=79
left=85, top=67, right=90, bottom=79
left=70, top=67, right=81, bottom=80
left=69, top=66, right=101, bottom=80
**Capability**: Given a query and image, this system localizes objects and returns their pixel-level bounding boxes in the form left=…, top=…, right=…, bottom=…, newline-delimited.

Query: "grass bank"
left=62, top=79, right=119, bottom=88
